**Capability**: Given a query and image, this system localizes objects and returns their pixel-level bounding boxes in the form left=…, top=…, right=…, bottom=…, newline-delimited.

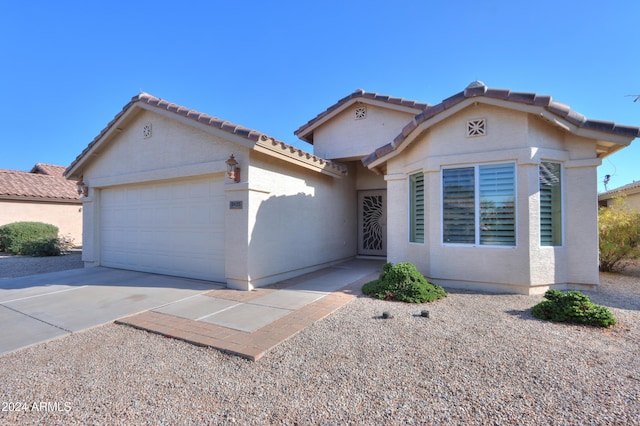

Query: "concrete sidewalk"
left=116, top=259, right=383, bottom=361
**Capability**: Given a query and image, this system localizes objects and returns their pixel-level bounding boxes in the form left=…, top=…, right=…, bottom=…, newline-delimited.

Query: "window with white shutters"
left=539, top=162, right=562, bottom=246
left=443, top=163, right=516, bottom=246
left=410, top=172, right=425, bottom=243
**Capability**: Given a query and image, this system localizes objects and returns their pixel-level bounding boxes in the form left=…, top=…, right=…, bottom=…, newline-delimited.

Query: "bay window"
left=539, top=162, right=562, bottom=246
left=410, top=172, right=425, bottom=243
left=442, top=163, right=516, bottom=246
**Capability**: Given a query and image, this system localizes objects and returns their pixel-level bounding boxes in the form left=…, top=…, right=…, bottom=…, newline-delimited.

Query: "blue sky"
left=1, top=1, right=638, bottom=193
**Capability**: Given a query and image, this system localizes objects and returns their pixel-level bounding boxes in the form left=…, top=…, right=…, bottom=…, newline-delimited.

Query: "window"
left=442, top=163, right=516, bottom=246
left=410, top=172, right=425, bottom=243
left=539, top=162, right=562, bottom=246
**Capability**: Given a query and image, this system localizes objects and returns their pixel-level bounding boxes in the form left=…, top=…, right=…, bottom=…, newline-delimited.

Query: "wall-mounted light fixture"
left=225, top=154, right=241, bottom=183
left=76, top=179, right=89, bottom=197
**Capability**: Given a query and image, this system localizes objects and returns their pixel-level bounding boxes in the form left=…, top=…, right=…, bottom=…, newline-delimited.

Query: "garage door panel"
left=100, top=176, right=225, bottom=282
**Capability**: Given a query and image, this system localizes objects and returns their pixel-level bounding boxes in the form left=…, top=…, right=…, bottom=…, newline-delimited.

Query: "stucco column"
left=564, top=162, right=600, bottom=286
left=224, top=182, right=251, bottom=290
left=384, top=173, right=406, bottom=264
left=80, top=187, right=99, bottom=268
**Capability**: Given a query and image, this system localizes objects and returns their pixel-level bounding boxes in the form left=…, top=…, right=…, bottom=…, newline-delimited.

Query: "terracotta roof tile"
left=30, top=163, right=67, bottom=177
left=362, top=81, right=640, bottom=167
left=294, top=89, right=429, bottom=142
left=66, top=93, right=347, bottom=178
left=599, top=180, right=640, bottom=197
left=0, top=165, right=80, bottom=201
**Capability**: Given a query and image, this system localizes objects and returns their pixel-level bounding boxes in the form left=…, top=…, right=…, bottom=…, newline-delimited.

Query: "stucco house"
left=0, top=163, right=82, bottom=244
left=598, top=181, right=640, bottom=209
left=65, top=82, right=639, bottom=294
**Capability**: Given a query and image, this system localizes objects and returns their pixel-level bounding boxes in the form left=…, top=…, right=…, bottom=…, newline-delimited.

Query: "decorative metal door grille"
left=362, top=195, right=383, bottom=251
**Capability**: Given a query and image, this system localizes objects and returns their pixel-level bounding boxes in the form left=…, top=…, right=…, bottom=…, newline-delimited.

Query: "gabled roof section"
left=0, top=165, right=80, bottom=202
left=598, top=180, right=640, bottom=199
left=30, top=163, right=67, bottom=177
left=294, top=89, right=430, bottom=143
left=363, top=81, right=640, bottom=169
left=65, top=93, right=347, bottom=179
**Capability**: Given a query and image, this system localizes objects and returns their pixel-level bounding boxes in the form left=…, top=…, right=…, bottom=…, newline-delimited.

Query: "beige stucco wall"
left=313, top=103, right=416, bottom=160
left=0, top=200, right=83, bottom=245
left=599, top=189, right=640, bottom=210
left=384, top=103, right=601, bottom=294
left=79, top=110, right=238, bottom=266
left=76, top=107, right=358, bottom=290
left=224, top=151, right=357, bottom=289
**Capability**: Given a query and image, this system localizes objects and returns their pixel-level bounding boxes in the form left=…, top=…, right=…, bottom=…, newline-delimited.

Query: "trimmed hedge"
left=0, top=222, right=59, bottom=255
left=531, top=289, right=617, bottom=328
left=362, top=262, right=447, bottom=303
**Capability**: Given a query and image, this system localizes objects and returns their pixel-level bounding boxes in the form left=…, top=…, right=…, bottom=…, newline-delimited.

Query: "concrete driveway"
left=0, top=267, right=222, bottom=355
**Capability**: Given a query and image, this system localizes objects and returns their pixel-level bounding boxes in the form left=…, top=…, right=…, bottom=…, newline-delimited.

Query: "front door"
left=358, top=190, right=387, bottom=256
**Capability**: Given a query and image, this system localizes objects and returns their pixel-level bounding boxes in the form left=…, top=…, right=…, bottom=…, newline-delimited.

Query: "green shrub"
left=0, top=222, right=59, bottom=255
left=599, top=196, right=640, bottom=272
left=531, top=289, right=617, bottom=328
left=22, top=235, right=74, bottom=257
left=362, top=262, right=447, bottom=303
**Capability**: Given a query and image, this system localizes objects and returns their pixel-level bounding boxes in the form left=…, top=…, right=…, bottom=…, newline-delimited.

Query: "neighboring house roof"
left=0, top=164, right=81, bottom=202
left=30, top=163, right=68, bottom=177
left=598, top=180, right=640, bottom=200
left=65, top=93, right=347, bottom=180
left=294, top=89, right=430, bottom=143
left=362, top=81, right=640, bottom=169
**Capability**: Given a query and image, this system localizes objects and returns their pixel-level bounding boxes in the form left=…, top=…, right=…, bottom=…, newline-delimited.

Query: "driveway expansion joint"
left=1, top=303, right=72, bottom=334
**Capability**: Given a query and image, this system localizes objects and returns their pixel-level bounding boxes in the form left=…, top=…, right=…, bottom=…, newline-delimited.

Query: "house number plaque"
left=229, top=201, right=243, bottom=209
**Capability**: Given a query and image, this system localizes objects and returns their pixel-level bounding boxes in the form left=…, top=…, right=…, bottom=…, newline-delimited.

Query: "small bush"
left=531, top=289, right=617, bottom=328
left=22, top=235, right=75, bottom=257
left=362, top=262, right=447, bottom=303
left=0, top=222, right=59, bottom=255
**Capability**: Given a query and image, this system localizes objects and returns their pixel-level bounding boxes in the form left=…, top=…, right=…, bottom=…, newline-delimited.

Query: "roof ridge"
left=66, top=93, right=347, bottom=178
left=294, top=89, right=430, bottom=142
left=362, top=81, right=640, bottom=167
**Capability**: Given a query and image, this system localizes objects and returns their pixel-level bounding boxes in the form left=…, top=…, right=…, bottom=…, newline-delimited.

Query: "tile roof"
left=66, top=93, right=347, bottom=178
left=0, top=165, right=81, bottom=201
left=30, top=163, right=68, bottom=177
left=362, top=81, right=640, bottom=167
left=599, top=180, right=640, bottom=198
left=294, top=89, right=430, bottom=143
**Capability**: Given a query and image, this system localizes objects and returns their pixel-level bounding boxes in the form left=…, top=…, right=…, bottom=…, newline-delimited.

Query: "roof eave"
left=294, top=93, right=428, bottom=143
left=363, top=96, right=639, bottom=169
left=254, top=136, right=347, bottom=178
left=0, top=195, right=81, bottom=204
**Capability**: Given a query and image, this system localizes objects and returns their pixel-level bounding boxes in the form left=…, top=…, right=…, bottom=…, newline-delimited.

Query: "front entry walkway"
left=116, top=259, right=383, bottom=361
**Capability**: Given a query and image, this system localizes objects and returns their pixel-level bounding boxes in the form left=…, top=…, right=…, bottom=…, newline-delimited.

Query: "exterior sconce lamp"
left=76, top=180, right=89, bottom=197
left=225, top=154, right=241, bottom=183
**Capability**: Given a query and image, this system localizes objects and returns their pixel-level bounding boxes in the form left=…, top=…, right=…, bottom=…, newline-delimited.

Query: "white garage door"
left=100, top=176, right=225, bottom=282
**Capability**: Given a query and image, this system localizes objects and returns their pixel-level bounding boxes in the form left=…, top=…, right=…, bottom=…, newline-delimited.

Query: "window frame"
left=441, top=162, right=517, bottom=248
left=539, top=161, right=564, bottom=247
left=409, top=172, right=425, bottom=244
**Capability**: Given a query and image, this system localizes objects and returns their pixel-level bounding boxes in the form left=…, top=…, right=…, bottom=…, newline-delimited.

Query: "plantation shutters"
left=443, top=163, right=516, bottom=246
left=443, top=167, right=475, bottom=244
left=410, top=172, right=425, bottom=243
left=539, top=162, right=562, bottom=246
left=479, top=164, right=516, bottom=246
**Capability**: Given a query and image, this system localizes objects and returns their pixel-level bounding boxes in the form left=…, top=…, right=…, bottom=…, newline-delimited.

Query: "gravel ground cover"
left=0, top=251, right=84, bottom=278
left=0, top=257, right=638, bottom=425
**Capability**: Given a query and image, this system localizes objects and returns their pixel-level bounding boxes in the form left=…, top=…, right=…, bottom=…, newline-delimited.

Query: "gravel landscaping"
left=1, top=256, right=639, bottom=425
left=0, top=251, right=84, bottom=278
